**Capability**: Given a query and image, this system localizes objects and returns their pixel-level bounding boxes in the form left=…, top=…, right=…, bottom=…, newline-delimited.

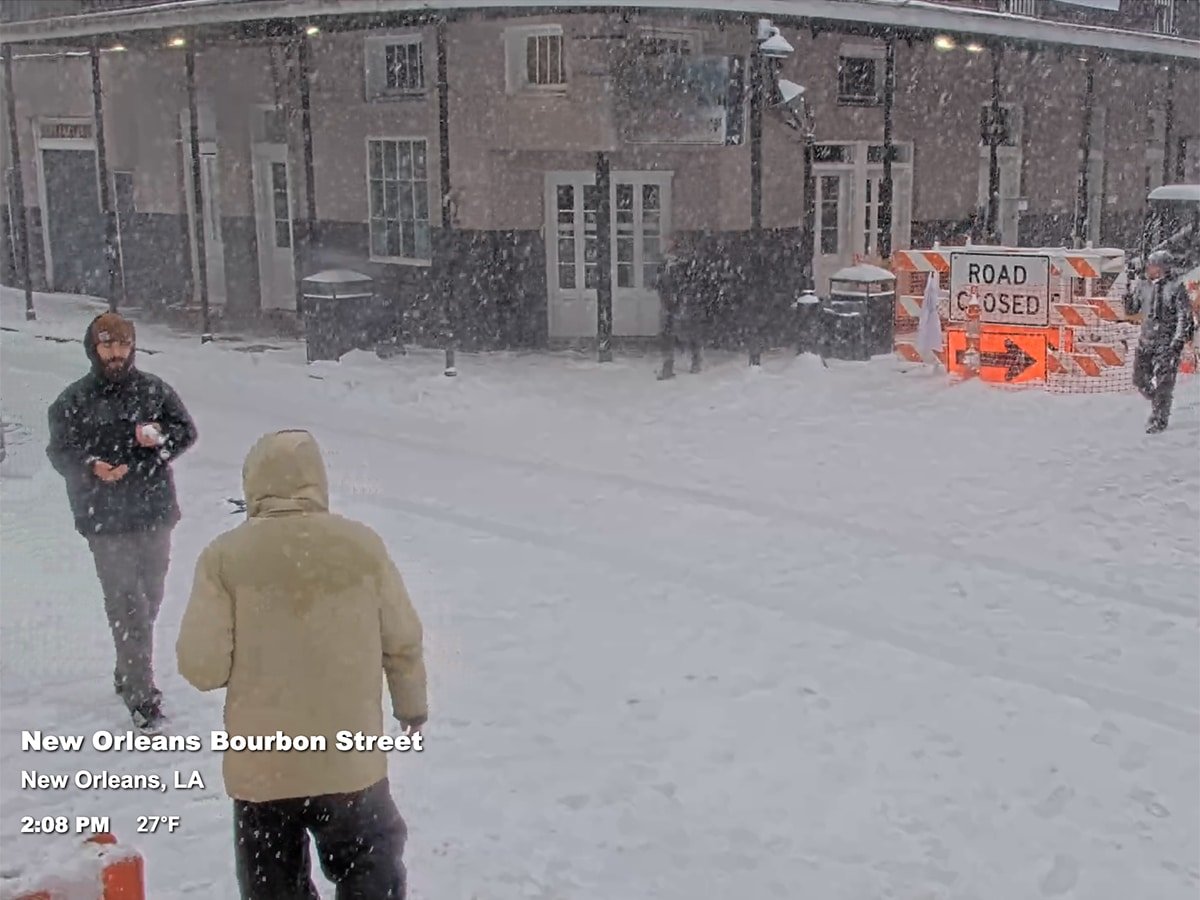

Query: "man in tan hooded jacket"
left=176, top=430, right=427, bottom=899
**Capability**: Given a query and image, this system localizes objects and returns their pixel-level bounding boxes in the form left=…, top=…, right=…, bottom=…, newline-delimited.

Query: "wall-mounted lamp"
left=757, top=18, right=795, bottom=58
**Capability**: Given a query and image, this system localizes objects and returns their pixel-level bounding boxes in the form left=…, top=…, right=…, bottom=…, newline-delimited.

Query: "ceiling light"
left=168, top=36, right=186, bottom=48
left=306, top=25, right=320, bottom=36
left=109, top=44, right=126, bottom=52
left=966, top=42, right=984, bottom=53
left=934, top=35, right=956, bottom=51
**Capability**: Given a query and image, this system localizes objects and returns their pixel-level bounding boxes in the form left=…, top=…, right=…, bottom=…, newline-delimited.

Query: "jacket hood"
left=84, top=314, right=137, bottom=382
left=242, top=430, right=330, bottom=518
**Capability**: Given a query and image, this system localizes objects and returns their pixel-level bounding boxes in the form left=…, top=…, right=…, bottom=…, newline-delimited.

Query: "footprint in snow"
left=1033, top=784, right=1074, bottom=819
left=1039, top=854, right=1080, bottom=896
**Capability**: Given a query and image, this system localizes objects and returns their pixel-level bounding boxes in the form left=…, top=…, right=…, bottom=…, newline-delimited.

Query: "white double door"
left=545, top=171, right=672, bottom=339
left=811, top=142, right=912, bottom=296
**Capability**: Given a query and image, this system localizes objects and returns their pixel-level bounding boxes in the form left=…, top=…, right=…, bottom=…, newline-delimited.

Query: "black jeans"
left=1133, top=341, right=1183, bottom=426
left=233, top=778, right=408, bottom=900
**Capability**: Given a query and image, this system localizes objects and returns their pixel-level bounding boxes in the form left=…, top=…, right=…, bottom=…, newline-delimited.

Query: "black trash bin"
left=792, top=290, right=822, bottom=354
left=820, top=300, right=869, bottom=361
left=828, top=264, right=896, bottom=357
left=301, top=270, right=376, bottom=363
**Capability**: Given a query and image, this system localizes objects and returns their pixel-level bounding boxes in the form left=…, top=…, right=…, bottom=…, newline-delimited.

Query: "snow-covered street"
left=1, top=286, right=1198, bottom=899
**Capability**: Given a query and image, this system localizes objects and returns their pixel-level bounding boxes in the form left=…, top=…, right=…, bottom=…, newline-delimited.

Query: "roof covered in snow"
left=1, top=0, right=1198, bottom=60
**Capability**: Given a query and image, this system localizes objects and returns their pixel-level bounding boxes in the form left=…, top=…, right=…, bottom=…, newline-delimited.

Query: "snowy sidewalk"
left=2, top=286, right=1198, bottom=899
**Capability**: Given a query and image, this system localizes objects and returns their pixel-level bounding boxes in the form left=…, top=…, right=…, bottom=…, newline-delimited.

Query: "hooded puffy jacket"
left=46, top=316, right=197, bottom=535
left=176, top=430, right=428, bottom=803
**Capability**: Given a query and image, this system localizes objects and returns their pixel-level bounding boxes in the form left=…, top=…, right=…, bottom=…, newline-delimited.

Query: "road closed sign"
left=949, top=252, right=1051, bottom=326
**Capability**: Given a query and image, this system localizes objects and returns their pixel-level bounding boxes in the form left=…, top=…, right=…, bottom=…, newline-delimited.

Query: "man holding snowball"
left=46, top=312, right=197, bottom=730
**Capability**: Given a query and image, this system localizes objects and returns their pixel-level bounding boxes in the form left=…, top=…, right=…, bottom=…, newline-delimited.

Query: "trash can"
left=300, top=269, right=376, bottom=363
left=820, top=300, right=869, bottom=361
left=828, top=263, right=896, bottom=356
left=792, top=290, right=821, bottom=354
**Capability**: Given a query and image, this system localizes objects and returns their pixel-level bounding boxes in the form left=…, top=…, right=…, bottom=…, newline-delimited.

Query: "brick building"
left=1, top=0, right=1197, bottom=350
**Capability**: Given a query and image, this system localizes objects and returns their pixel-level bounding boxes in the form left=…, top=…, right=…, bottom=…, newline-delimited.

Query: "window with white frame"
left=837, top=42, right=885, bottom=106
left=636, top=26, right=699, bottom=56
left=504, top=25, right=567, bottom=92
left=367, top=138, right=431, bottom=262
left=365, top=34, right=425, bottom=101
left=1001, top=0, right=1038, bottom=15
left=1154, top=0, right=1175, bottom=35
left=977, top=103, right=1024, bottom=246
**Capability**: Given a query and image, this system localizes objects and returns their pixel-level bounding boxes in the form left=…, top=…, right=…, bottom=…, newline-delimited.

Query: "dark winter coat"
left=46, top=319, right=197, bottom=536
left=1139, top=275, right=1194, bottom=353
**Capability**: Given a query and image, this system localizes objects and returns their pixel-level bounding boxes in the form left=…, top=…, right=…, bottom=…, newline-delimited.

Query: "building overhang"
left=1, top=0, right=1198, bottom=63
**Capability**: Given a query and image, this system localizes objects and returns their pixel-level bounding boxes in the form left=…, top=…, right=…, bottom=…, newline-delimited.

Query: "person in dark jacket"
left=1131, top=250, right=1194, bottom=434
left=47, top=312, right=197, bottom=728
left=655, top=237, right=707, bottom=379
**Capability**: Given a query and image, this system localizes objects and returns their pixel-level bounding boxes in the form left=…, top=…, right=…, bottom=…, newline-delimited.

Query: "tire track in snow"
left=340, top=487, right=1199, bottom=737
left=316, top=422, right=1197, bottom=623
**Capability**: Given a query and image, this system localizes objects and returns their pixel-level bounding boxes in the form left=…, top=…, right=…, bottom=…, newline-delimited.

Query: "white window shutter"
left=892, top=166, right=913, bottom=251
left=364, top=38, right=386, bottom=101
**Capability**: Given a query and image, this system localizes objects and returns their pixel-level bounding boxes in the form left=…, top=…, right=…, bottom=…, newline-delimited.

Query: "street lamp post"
left=748, top=19, right=794, bottom=367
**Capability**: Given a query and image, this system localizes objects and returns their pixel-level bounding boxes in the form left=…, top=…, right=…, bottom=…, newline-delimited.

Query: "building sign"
left=949, top=252, right=1051, bottom=326
left=612, top=54, right=746, bottom=146
left=39, top=121, right=93, bottom=141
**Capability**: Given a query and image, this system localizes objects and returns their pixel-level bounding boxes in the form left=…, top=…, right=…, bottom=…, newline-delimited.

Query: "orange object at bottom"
left=946, top=329, right=1048, bottom=384
left=11, top=833, right=145, bottom=900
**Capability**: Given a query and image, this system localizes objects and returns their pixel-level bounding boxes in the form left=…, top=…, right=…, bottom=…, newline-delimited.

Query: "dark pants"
left=86, top=525, right=172, bottom=713
left=1133, top=341, right=1183, bottom=427
left=659, top=300, right=705, bottom=379
left=234, top=779, right=408, bottom=900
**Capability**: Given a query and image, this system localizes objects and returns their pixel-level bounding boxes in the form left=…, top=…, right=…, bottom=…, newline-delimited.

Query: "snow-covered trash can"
left=301, top=269, right=376, bottom=363
left=828, top=263, right=896, bottom=357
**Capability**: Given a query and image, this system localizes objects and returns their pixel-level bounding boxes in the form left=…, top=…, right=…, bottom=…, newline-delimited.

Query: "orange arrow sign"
left=946, top=330, right=1047, bottom=384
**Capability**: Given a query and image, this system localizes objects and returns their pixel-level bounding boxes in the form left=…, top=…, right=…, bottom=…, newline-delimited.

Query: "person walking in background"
left=656, top=236, right=707, bottom=379
left=46, top=311, right=197, bottom=731
left=1131, top=250, right=1194, bottom=434
left=176, top=429, right=428, bottom=899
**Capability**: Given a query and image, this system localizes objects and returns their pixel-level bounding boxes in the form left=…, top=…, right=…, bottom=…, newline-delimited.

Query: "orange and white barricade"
left=4, top=833, right=144, bottom=900
left=890, top=242, right=1151, bottom=393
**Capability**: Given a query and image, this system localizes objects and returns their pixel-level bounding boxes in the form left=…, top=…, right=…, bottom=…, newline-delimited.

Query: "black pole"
left=293, top=35, right=317, bottom=321
left=3, top=48, right=34, bottom=320
left=878, top=34, right=895, bottom=259
left=985, top=45, right=1002, bottom=243
left=184, top=48, right=212, bottom=342
left=1163, top=62, right=1175, bottom=187
left=802, top=130, right=815, bottom=292
left=595, top=151, right=613, bottom=363
left=437, top=17, right=456, bottom=375
left=90, top=46, right=120, bottom=310
left=297, top=37, right=317, bottom=245
left=1072, top=56, right=1094, bottom=249
left=748, top=33, right=763, bottom=366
